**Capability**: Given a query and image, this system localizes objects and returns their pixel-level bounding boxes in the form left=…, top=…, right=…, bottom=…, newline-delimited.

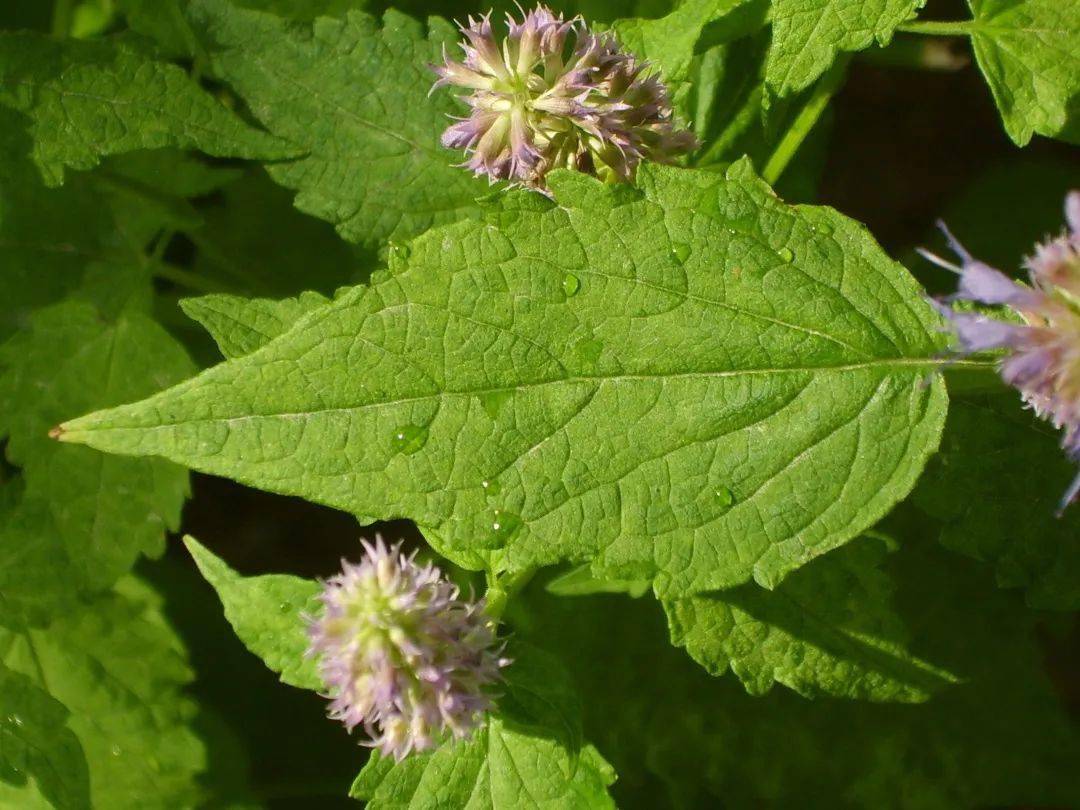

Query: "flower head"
left=307, top=537, right=506, bottom=761
left=924, top=191, right=1080, bottom=513
left=432, top=4, right=695, bottom=189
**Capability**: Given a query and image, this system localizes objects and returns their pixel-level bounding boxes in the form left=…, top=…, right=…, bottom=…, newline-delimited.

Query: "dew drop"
left=715, top=486, right=735, bottom=508
left=481, top=479, right=502, bottom=498
left=479, top=389, right=512, bottom=420
left=777, top=247, right=795, bottom=263
left=816, top=222, right=834, bottom=236
left=391, top=424, right=429, bottom=455
left=671, top=243, right=691, bottom=264
left=490, top=510, right=523, bottom=543
left=278, top=602, right=290, bottom=613
left=6, top=714, right=22, bottom=727
left=562, top=273, right=581, bottom=297
left=111, top=744, right=122, bottom=757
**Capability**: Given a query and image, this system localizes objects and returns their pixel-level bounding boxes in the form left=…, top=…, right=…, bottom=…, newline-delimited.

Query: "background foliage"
left=0, top=0, right=1077, bottom=807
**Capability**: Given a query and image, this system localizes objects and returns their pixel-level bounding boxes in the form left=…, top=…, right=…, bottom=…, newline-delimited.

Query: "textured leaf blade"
left=181, top=292, right=331, bottom=360
left=185, top=536, right=322, bottom=690
left=967, top=0, right=1080, bottom=145
left=664, top=536, right=958, bottom=700
left=0, top=583, right=207, bottom=808
left=0, top=300, right=194, bottom=620
left=0, top=33, right=294, bottom=186
left=766, top=0, right=926, bottom=95
left=0, top=664, right=90, bottom=810
left=59, top=161, right=947, bottom=596
left=188, top=0, right=488, bottom=249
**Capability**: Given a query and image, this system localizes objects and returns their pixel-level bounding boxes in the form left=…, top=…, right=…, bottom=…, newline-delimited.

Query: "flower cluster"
left=306, top=537, right=506, bottom=761
left=431, top=4, right=695, bottom=189
left=925, top=192, right=1080, bottom=513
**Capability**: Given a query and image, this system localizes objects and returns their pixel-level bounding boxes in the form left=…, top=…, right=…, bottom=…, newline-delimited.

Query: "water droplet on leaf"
left=562, top=273, right=580, bottom=297
left=481, top=479, right=501, bottom=498
left=391, top=424, right=428, bottom=455
left=671, top=243, right=691, bottom=264
left=715, top=486, right=735, bottom=508
left=777, top=247, right=794, bottom=263
left=279, top=602, right=290, bottom=613
left=111, top=744, right=122, bottom=757
left=490, top=510, right=522, bottom=543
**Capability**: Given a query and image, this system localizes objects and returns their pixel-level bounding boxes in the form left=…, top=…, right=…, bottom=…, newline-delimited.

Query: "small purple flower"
left=431, top=4, right=696, bottom=190
left=306, top=537, right=506, bottom=761
left=924, top=191, right=1080, bottom=513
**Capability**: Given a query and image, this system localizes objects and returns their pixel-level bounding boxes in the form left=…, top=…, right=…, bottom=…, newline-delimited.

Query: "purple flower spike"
left=431, top=4, right=696, bottom=190
left=306, top=537, right=507, bottom=761
left=926, top=191, right=1080, bottom=513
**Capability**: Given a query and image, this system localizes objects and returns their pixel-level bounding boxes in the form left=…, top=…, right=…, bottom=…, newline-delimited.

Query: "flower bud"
left=307, top=537, right=506, bottom=760
left=924, top=191, right=1080, bottom=513
left=432, top=4, right=695, bottom=190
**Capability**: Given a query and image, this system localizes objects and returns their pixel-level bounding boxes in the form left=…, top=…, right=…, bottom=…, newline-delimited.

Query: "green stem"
left=152, top=260, right=232, bottom=294
left=485, top=568, right=536, bottom=620
left=896, top=20, right=974, bottom=36
left=51, top=0, right=74, bottom=37
left=762, top=54, right=852, bottom=186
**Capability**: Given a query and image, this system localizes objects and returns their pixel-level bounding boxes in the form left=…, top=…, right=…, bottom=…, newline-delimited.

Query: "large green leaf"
left=766, top=0, right=925, bottom=95
left=0, top=582, right=207, bottom=809
left=58, top=161, right=948, bottom=597
left=966, top=0, right=1080, bottom=145
left=664, top=535, right=958, bottom=700
left=0, top=664, right=89, bottom=810
left=0, top=299, right=194, bottom=620
left=0, top=32, right=293, bottom=186
left=187, top=0, right=488, bottom=249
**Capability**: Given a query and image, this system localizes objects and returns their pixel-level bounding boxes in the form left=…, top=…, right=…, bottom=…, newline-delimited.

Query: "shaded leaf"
left=181, top=291, right=331, bottom=360
left=189, top=0, right=488, bottom=249
left=766, top=0, right=925, bottom=95
left=664, top=536, right=959, bottom=700
left=0, top=32, right=294, bottom=186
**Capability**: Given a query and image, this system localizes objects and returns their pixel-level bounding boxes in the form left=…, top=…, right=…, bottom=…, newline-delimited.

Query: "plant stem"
left=51, top=0, right=73, bottom=37
left=762, top=54, right=851, bottom=186
left=485, top=568, right=536, bottom=620
left=896, top=20, right=974, bottom=37
left=152, top=260, right=232, bottom=294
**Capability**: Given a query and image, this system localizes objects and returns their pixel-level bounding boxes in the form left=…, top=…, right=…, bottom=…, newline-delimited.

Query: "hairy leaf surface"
left=664, top=536, right=958, bottom=700
left=60, top=162, right=947, bottom=596
left=0, top=33, right=293, bottom=186
left=188, top=0, right=488, bottom=249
